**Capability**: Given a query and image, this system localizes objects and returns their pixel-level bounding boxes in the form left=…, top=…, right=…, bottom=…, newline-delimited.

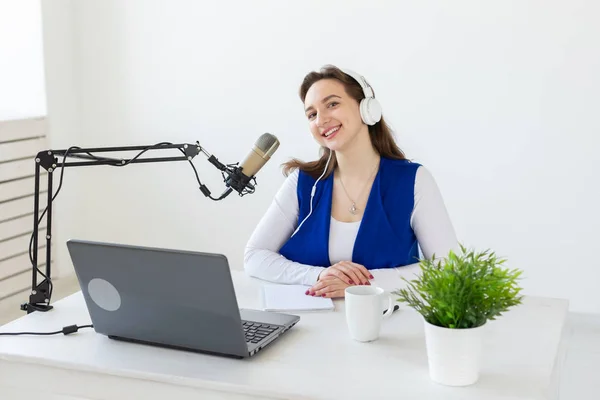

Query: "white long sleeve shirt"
left=244, top=165, right=458, bottom=289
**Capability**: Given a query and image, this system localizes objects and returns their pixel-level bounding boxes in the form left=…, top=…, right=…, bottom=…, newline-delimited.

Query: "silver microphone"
left=223, top=133, right=280, bottom=196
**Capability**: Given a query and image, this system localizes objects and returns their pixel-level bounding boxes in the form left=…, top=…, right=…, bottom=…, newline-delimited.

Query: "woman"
left=244, top=65, right=457, bottom=298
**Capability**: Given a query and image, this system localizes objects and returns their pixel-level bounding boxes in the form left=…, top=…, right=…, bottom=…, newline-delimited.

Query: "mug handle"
left=382, top=293, right=395, bottom=319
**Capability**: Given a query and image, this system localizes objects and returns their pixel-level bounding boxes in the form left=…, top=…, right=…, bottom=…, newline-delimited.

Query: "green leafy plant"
left=393, top=244, right=524, bottom=329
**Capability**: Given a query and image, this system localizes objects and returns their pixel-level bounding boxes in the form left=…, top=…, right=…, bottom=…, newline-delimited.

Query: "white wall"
left=0, top=0, right=46, bottom=119
left=41, top=0, right=600, bottom=313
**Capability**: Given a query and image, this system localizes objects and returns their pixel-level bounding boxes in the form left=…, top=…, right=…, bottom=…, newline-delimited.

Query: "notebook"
left=262, top=284, right=335, bottom=312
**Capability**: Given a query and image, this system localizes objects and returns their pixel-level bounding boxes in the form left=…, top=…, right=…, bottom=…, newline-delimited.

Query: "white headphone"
left=340, top=68, right=382, bottom=126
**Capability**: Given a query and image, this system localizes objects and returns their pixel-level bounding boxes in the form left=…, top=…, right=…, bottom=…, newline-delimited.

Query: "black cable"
left=0, top=324, right=93, bottom=336
left=77, top=142, right=223, bottom=201
left=175, top=148, right=222, bottom=201
left=112, top=142, right=173, bottom=166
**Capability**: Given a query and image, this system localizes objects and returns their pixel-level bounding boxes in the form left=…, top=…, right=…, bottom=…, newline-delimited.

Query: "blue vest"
left=279, top=157, right=421, bottom=270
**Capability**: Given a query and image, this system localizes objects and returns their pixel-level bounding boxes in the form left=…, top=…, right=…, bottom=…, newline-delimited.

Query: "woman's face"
left=304, top=79, right=365, bottom=152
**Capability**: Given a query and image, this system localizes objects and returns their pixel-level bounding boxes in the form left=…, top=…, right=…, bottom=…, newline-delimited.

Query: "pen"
left=384, top=304, right=400, bottom=315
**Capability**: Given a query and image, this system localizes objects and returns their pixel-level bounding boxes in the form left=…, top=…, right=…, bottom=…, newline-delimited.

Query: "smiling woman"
left=244, top=65, right=458, bottom=299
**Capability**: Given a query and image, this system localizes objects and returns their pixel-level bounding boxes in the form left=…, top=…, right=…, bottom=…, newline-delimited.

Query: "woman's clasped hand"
left=306, top=261, right=373, bottom=298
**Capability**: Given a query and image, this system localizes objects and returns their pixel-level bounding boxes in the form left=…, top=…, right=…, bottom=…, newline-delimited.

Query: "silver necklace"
left=338, top=161, right=380, bottom=215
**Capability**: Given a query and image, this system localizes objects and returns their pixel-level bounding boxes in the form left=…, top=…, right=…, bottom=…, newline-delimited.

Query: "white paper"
left=262, top=284, right=334, bottom=312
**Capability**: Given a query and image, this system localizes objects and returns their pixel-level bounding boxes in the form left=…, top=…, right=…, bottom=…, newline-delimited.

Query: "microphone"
left=220, top=133, right=280, bottom=198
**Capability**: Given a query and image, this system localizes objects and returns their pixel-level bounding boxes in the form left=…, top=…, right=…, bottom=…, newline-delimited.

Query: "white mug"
left=345, top=286, right=395, bottom=342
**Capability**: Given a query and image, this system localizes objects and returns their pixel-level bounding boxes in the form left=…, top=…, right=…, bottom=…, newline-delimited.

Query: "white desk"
left=0, top=271, right=568, bottom=400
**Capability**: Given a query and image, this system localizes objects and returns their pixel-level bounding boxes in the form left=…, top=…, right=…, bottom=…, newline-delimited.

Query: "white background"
left=0, top=0, right=46, bottom=120
left=39, top=0, right=599, bottom=313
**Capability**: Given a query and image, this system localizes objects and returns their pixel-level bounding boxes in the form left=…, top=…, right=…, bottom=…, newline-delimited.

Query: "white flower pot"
left=423, top=319, right=486, bottom=386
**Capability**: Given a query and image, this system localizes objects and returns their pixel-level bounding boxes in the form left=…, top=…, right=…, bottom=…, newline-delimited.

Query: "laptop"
left=66, top=239, right=300, bottom=358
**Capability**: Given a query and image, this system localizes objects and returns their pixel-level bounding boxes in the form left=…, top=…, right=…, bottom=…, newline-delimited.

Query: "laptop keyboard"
left=242, top=321, right=281, bottom=344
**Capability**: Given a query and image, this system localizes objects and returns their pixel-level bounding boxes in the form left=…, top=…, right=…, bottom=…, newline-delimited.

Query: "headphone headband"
left=339, top=67, right=382, bottom=126
left=340, top=68, right=375, bottom=99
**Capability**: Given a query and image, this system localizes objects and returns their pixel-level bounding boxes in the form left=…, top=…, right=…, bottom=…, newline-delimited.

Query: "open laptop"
left=66, top=239, right=300, bottom=358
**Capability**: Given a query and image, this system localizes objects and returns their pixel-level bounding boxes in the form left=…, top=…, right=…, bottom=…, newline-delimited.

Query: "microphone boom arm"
left=22, top=141, right=246, bottom=314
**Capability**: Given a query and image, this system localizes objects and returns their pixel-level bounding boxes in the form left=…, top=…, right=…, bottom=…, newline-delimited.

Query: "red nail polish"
left=311, top=293, right=315, bottom=296
left=322, top=294, right=326, bottom=297
left=369, top=275, right=374, bottom=279
left=305, top=290, right=309, bottom=295
left=349, top=280, right=355, bottom=285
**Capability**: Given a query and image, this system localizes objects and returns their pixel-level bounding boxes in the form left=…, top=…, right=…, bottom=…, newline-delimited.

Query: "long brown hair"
left=282, top=64, right=406, bottom=179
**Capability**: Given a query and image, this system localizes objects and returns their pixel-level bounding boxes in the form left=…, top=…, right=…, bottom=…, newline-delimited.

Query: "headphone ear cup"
left=369, top=98, right=382, bottom=124
left=360, top=98, right=382, bottom=126
left=359, top=99, right=370, bottom=125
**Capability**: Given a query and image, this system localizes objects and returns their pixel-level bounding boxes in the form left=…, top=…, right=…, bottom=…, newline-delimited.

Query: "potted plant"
left=393, top=244, right=524, bottom=386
